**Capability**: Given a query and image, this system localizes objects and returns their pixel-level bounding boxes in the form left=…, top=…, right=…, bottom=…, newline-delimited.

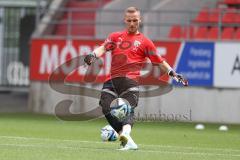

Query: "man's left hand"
left=169, top=70, right=188, bottom=86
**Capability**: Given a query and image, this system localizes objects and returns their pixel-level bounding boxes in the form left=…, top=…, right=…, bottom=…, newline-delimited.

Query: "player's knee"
left=121, top=91, right=139, bottom=108
left=99, top=92, right=115, bottom=115
left=99, top=99, right=110, bottom=115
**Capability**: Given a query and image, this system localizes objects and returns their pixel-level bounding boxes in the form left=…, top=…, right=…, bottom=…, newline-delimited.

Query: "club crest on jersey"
left=132, top=40, right=141, bottom=52
left=134, top=40, right=141, bottom=47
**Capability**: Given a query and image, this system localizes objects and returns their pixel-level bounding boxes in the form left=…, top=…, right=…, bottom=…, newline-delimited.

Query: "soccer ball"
left=110, top=98, right=132, bottom=121
left=100, top=125, right=118, bottom=141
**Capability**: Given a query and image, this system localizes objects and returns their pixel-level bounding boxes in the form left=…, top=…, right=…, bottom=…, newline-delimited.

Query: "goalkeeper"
left=84, top=7, right=188, bottom=150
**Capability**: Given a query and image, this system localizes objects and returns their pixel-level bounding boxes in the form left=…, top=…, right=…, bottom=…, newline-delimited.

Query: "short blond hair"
left=125, top=7, right=141, bottom=16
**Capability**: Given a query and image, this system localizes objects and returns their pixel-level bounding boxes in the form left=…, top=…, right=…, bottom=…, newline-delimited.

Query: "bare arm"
left=84, top=45, right=106, bottom=65
left=93, top=45, right=106, bottom=58
left=144, top=37, right=188, bottom=86
left=158, top=61, right=173, bottom=75
left=159, top=61, right=189, bottom=86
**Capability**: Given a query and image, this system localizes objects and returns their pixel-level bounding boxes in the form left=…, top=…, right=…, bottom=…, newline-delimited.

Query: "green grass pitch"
left=0, top=113, right=239, bottom=160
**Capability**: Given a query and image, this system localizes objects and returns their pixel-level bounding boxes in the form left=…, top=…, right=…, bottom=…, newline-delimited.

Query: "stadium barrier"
left=30, top=39, right=240, bottom=88
left=29, top=39, right=240, bottom=124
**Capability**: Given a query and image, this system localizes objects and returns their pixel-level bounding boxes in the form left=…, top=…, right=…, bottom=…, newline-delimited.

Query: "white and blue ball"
left=100, top=125, right=118, bottom=141
left=110, top=98, right=132, bottom=121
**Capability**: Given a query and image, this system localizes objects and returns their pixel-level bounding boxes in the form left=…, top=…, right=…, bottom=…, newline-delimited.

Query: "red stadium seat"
left=62, top=11, right=95, bottom=20
left=223, top=0, right=240, bottom=4
left=194, top=8, right=209, bottom=23
left=54, top=0, right=111, bottom=37
left=66, top=0, right=111, bottom=8
left=182, top=26, right=195, bottom=39
left=71, top=24, right=95, bottom=36
left=67, top=1, right=99, bottom=8
left=224, top=0, right=237, bottom=4
left=54, top=23, right=94, bottom=37
left=222, top=8, right=237, bottom=24
left=208, top=27, right=219, bottom=40
left=235, top=13, right=240, bottom=23
left=55, top=23, right=67, bottom=36
left=222, top=27, right=234, bottom=39
left=194, top=27, right=208, bottom=39
left=168, top=25, right=183, bottom=39
left=209, top=9, right=220, bottom=23
left=234, top=28, right=240, bottom=40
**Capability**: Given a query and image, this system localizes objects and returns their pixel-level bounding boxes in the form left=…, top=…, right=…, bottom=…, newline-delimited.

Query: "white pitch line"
left=0, top=135, right=240, bottom=153
left=0, top=143, right=240, bottom=157
left=138, top=143, right=240, bottom=153
left=0, top=143, right=114, bottom=152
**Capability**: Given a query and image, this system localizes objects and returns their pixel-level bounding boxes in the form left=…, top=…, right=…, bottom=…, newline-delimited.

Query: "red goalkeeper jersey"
left=103, top=30, right=164, bottom=81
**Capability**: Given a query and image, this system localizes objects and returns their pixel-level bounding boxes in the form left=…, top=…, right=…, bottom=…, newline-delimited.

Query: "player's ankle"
left=122, top=124, right=132, bottom=135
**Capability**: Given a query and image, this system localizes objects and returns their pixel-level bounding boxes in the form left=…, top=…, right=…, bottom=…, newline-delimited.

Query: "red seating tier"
left=223, top=0, right=240, bottom=4
left=193, top=27, right=208, bottom=39
left=55, top=0, right=111, bottom=37
left=168, top=25, right=183, bottom=39
left=222, top=27, right=235, bottom=39
left=207, top=27, right=219, bottom=39
left=169, top=0, right=240, bottom=41
left=222, top=8, right=237, bottom=23
left=194, top=8, right=209, bottom=23
left=235, top=28, right=240, bottom=39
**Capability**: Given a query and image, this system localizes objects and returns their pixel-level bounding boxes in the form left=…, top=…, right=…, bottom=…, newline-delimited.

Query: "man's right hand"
left=84, top=53, right=97, bottom=65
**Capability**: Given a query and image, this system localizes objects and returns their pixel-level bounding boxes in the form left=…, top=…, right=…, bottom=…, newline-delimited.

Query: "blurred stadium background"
left=0, top=0, right=240, bottom=159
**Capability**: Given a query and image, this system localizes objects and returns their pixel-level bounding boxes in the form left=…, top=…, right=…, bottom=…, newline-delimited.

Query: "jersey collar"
left=125, top=30, right=141, bottom=36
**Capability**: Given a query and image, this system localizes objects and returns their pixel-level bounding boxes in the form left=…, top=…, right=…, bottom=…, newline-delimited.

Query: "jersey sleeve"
left=144, top=39, right=165, bottom=64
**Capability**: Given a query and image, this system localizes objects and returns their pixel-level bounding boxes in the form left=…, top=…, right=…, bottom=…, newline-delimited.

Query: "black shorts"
left=99, top=77, right=139, bottom=132
left=103, top=77, right=138, bottom=95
